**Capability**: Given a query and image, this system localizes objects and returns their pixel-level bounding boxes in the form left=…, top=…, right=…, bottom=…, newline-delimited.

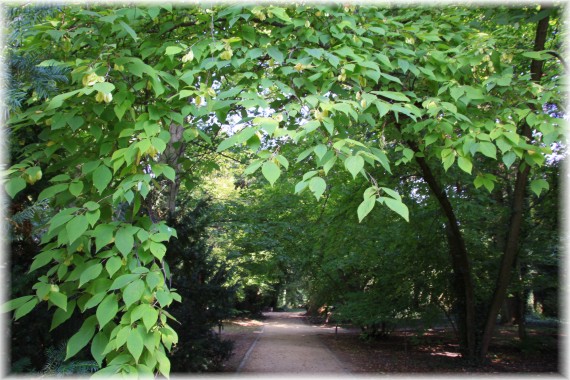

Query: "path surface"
left=237, top=311, right=351, bottom=374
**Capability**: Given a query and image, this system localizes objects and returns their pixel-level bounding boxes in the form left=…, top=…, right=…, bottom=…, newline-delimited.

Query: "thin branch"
left=161, top=21, right=196, bottom=36
left=545, top=50, right=568, bottom=72
left=189, top=140, right=245, bottom=164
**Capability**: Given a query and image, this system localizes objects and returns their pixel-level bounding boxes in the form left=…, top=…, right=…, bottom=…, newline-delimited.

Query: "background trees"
left=3, top=4, right=564, bottom=375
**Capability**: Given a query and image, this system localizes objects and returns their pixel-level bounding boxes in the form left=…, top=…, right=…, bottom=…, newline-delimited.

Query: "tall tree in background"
left=165, top=197, right=236, bottom=372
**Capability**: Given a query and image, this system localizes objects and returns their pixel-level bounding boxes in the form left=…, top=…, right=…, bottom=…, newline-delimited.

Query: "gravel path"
left=237, top=312, right=351, bottom=374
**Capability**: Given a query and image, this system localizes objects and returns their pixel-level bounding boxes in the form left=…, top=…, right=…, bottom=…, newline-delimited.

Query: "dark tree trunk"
left=479, top=12, right=550, bottom=359
left=518, top=290, right=529, bottom=340
left=408, top=146, right=478, bottom=361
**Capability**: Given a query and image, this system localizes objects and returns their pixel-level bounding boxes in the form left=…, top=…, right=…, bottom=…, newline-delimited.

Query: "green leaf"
left=261, top=161, right=281, bottom=186
left=344, top=155, right=365, bottom=179
left=66, top=215, right=89, bottom=245
left=357, top=194, right=376, bottom=223
left=69, top=181, right=84, bottom=196
left=522, top=51, right=548, bottom=60
left=216, top=135, right=239, bottom=152
left=115, top=226, right=134, bottom=256
left=442, top=152, right=455, bottom=171
left=267, top=46, right=284, bottom=62
left=398, top=58, right=410, bottom=73
left=402, top=148, right=414, bottom=161
left=162, top=166, right=176, bottom=182
left=2, top=295, right=34, bottom=313
left=374, top=100, right=391, bottom=118
left=79, top=262, right=103, bottom=287
left=155, top=290, right=173, bottom=308
left=247, top=133, right=261, bottom=151
left=94, top=224, right=115, bottom=252
left=106, top=256, right=123, bottom=277
left=156, top=349, right=171, bottom=377
left=38, top=183, right=68, bottom=201
left=65, top=316, right=97, bottom=360
left=274, top=155, right=288, bottom=170
left=149, top=241, right=167, bottom=260
left=51, top=300, right=76, bottom=331
left=372, top=90, right=410, bottom=102
left=309, top=177, right=326, bottom=200
left=119, top=20, right=138, bottom=41
left=127, top=326, right=145, bottom=363
left=142, top=306, right=159, bottom=332
left=380, top=187, right=401, bottom=201
left=14, top=298, right=38, bottom=320
left=49, top=291, right=68, bottom=311
left=425, top=132, right=440, bottom=146
left=165, top=46, right=183, bottom=55
left=91, top=330, right=109, bottom=367
left=46, top=89, right=81, bottom=110
left=332, top=102, right=358, bottom=120
left=254, top=117, right=279, bottom=135
left=269, top=7, right=291, bottom=22
left=86, top=209, right=100, bottom=228
left=474, top=174, right=495, bottom=192
left=217, top=128, right=257, bottom=152
left=530, top=178, right=549, bottom=197
left=314, top=144, right=327, bottom=160
left=450, top=86, right=465, bottom=101
left=96, top=294, right=118, bottom=329
left=130, top=304, right=146, bottom=324
left=92, top=82, right=115, bottom=93
left=93, top=165, right=112, bottom=194
left=146, top=271, right=163, bottom=291
left=464, top=86, right=485, bottom=100
left=5, top=177, right=26, bottom=199
left=379, top=197, right=409, bottom=222
left=502, top=151, right=517, bottom=168
left=84, top=292, right=107, bottom=309
left=110, top=273, right=140, bottom=290
left=29, top=250, right=56, bottom=273
left=244, top=160, right=263, bottom=175
left=123, top=279, right=145, bottom=308
left=457, top=156, right=473, bottom=174
left=478, top=141, right=497, bottom=159
left=323, top=154, right=337, bottom=175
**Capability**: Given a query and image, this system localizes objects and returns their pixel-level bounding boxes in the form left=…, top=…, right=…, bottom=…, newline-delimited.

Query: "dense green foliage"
left=3, top=3, right=564, bottom=376
left=165, top=198, right=235, bottom=372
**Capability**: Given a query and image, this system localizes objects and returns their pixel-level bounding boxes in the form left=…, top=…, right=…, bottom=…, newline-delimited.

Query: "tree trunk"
left=479, top=12, right=550, bottom=359
left=410, top=149, right=478, bottom=361
left=518, top=290, right=529, bottom=340
left=163, top=123, right=186, bottom=220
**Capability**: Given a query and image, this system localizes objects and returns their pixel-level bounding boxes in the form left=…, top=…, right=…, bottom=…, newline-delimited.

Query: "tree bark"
left=163, top=123, right=186, bottom=220
left=479, top=12, right=550, bottom=358
left=408, top=143, right=478, bottom=360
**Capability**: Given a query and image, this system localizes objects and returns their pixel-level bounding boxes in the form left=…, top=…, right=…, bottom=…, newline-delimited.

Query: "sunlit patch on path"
left=237, top=312, right=350, bottom=373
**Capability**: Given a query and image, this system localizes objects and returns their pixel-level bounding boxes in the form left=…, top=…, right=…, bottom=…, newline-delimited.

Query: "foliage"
left=42, top=340, right=99, bottom=376
left=165, top=197, right=236, bottom=372
left=3, top=4, right=564, bottom=374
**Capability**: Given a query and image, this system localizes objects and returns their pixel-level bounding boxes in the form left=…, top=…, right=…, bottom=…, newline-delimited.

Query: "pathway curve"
left=237, top=311, right=351, bottom=374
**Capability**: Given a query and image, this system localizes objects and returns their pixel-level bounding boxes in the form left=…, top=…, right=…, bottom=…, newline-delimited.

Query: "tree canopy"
left=3, top=4, right=565, bottom=376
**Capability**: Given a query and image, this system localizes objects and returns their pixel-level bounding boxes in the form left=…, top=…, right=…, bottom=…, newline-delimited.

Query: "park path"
left=237, top=311, right=351, bottom=374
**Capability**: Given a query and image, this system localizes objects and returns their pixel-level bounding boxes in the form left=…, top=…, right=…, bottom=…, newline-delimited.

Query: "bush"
left=165, top=198, right=237, bottom=372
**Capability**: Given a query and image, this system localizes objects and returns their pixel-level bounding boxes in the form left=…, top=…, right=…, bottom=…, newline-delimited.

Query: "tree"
left=164, top=197, right=236, bottom=372
left=3, top=4, right=564, bottom=374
